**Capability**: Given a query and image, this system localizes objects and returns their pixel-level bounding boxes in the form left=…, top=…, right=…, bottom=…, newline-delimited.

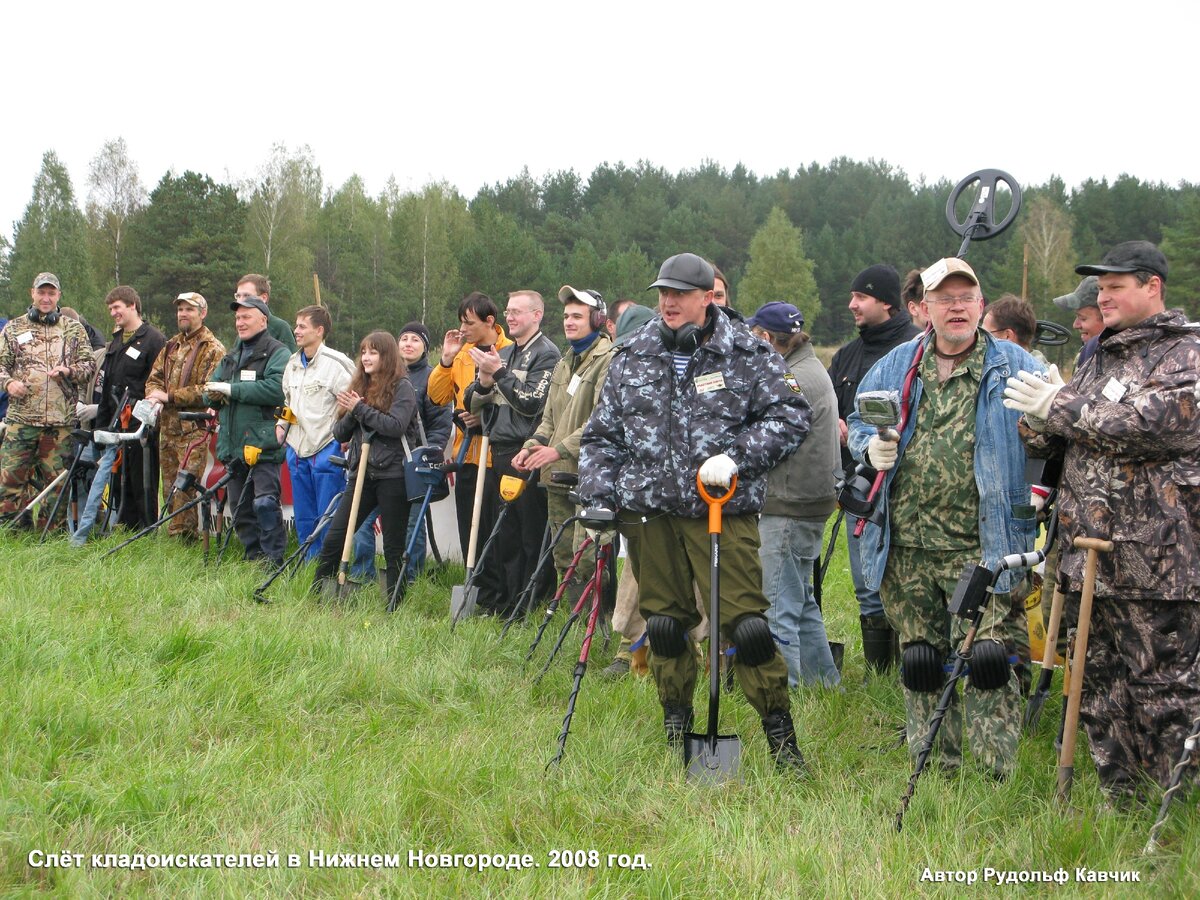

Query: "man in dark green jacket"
left=236, top=273, right=298, bottom=352
left=205, top=296, right=290, bottom=566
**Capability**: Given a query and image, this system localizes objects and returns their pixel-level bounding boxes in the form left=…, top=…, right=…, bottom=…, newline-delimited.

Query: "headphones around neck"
left=657, top=305, right=715, bottom=355
left=27, top=305, right=61, bottom=325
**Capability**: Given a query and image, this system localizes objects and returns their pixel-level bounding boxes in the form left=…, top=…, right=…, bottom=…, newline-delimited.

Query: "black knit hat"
left=850, top=264, right=901, bottom=308
left=398, top=321, right=431, bottom=351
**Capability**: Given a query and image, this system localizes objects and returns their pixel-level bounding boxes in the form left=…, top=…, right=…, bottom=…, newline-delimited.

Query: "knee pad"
left=253, top=495, right=282, bottom=531
left=968, top=639, right=1011, bottom=691
left=901, top=642, right=944, bottom=693
left=646, top=615, right=688, bottom=658
left=732, top=615, right=775, bottom=667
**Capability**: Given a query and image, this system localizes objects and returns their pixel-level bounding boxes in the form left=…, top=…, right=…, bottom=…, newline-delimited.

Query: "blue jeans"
left=71, top=443, right=118, bottom=546
left=287, top=440, right=346, bottom=561
left=759, top=514, right=841, bottom=688
left=350, top=503, right=426, bottom=581
left=847, top=520, right=885, bottom=618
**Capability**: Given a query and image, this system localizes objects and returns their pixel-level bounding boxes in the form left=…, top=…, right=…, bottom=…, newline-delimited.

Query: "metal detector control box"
left=857, top=390, right=902, bottom=430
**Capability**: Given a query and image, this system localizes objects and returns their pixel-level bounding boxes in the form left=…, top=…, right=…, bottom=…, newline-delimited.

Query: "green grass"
left=1, top=521, right=1195, bottom=897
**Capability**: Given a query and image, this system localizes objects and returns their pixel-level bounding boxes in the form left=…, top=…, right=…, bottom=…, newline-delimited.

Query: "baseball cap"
left=747, top=301, right=805, bottom=334
left=1052, top=276, right=1099, bottom=311
left=921, top=258, right=979, bottom=293
left=230, top=295, right=270, bottom=316
left=175, top=292, right=208, bottom=311
left=557, top=285, right=606, bottom=312
left=648, top=253, right=715, bottom=292
left=1075, top=240, right=1168, bottom=282
left=33, top=272, right=61, bottom=290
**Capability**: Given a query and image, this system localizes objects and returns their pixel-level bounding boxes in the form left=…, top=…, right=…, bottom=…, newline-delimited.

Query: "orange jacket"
left=427, top=325, right=512, bottom=466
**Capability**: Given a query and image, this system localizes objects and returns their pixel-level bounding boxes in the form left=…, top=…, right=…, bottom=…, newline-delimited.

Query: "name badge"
left=16, top=331, right=32, bottom=345
left=125, top=346, right=141, bottom=360
left=567, top=374, right=582, bottom=396
left=694, top=372, right=726, bottom=394
left=1101, top=377, right=1126, bottom=402
left=240, top=370, right=257, bottom=382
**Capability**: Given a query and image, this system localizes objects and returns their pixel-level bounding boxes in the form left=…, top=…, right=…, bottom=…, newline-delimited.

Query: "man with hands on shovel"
left=1007, top=241, right=1200, bottom=807
left=578, top=252, right=811, bottom=773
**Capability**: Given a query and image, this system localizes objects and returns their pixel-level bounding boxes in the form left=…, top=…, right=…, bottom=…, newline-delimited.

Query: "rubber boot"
left=630, top=644, right=649, bottom=677
left=663, top=704, right=694, bottom=749
left=861, top=615, right=898, bottom=675
left=762, top=709, right=808, bottom=775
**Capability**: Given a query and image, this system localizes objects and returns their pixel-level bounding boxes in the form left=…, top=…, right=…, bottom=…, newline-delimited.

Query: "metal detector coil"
left=946, top=169, right=1022, bottom=254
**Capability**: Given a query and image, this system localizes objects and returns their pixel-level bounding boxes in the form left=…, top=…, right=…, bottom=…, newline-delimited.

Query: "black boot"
left=861, top=615, right=898, bottom=675
left=762, top=709, right=808, bottom=775
left=663, top=704, right=694, bottom=749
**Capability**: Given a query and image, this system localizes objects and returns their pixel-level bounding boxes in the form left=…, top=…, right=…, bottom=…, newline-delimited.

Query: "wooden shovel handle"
left=1073, top=537, right=1114, bottom=553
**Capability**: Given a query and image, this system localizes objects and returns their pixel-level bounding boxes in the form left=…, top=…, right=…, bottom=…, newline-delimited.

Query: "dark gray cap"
left=1052, top=276, right=1099, bottom=311
left=1076, top=240, right=1168, bottom=282
left=230, top=295, right=270, bottom=316
left=648, top=253, right=715, bottom=292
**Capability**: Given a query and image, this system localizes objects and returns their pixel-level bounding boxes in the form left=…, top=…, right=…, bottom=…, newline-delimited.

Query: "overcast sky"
left=3, top=0, right=1194, bottom=246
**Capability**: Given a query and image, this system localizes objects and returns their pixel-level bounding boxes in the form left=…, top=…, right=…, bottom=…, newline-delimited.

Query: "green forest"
left=3, top=141, right=1198, bottom=349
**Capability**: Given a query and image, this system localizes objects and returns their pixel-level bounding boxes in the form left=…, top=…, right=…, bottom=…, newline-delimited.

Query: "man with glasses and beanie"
left=848, top=257, right=1042, bottom=780
left=1007, top=241, right=1200, bottom=807
left=578, top=252, right=812, bottom=772
left=465, top=290, right=561, bottom=616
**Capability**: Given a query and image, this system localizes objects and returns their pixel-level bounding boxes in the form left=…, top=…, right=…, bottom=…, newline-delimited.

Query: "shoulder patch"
left=784, top=372, right=803, bottom=395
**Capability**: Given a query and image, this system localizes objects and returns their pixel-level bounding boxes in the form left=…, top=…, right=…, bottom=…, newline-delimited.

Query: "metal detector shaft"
left=254, top=489, right=344, bottom=603
left=103, top=471, right=233, bottom=558
left=503, top=517, right=574, bottom=637
left=1145, top=711, right=1200, bottom=853
left=525, top=536, right=593, bottom=661
left=533, top=572, right=599, bottom=684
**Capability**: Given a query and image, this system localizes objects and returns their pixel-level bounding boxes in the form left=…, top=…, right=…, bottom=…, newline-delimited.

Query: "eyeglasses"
left=925, top=293, right=979, bottom=307
left=504, top=307, right=531, bottom=317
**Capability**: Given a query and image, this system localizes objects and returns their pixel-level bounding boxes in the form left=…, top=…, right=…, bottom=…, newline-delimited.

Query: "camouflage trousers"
left=621, top=512, right=788, bottom=718
left=881, top=544, right=1024, bottom=777
left=1077, top=597, right=1200, bottom=799
left=159, top=428, right=210, bottom=538
left=0, top=424, right=73, bottom=529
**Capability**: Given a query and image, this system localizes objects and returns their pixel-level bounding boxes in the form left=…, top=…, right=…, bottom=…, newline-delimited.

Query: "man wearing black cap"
left=579, top=252, right=812, bottom=772
left=1008, top=240, right=1200, bottom=806
left=828, top=263, right=920, bottom=673
left=205, top=295, right=291, bottom=567
left=279, top=305, right=354, bottom=560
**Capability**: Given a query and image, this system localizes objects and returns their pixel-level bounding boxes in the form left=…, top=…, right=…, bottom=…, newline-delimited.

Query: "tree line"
left=2, top=141, right=1197, bottom=349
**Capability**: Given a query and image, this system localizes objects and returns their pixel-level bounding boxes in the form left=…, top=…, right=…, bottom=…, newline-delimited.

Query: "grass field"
left=1, top=521, right=1196, bottom=898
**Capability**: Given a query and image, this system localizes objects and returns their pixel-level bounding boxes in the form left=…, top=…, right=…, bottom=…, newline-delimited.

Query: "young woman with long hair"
left=313, top=330, right=418, bottom=600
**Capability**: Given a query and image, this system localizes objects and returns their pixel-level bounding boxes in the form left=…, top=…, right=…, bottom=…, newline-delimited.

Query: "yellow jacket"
left=427, top=325, right=512, bottom=466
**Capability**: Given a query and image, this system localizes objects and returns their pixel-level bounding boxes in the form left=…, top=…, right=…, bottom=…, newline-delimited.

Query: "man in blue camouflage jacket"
left=579, top=253, right=812, bottom=772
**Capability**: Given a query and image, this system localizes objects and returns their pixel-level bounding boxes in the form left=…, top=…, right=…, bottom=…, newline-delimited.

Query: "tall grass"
left=0, top=522, right=1194, bottom=897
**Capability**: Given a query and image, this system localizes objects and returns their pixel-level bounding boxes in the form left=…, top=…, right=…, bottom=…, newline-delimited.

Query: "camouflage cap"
left=1052, top=276, right=1099, bottom=311
left=175, top=292, right=208, bottom=311
left=33, top=272, right=61, bottom=290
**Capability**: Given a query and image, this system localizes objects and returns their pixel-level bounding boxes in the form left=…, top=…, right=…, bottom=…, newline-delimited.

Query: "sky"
left=3, top=0, right=1194, bottom=245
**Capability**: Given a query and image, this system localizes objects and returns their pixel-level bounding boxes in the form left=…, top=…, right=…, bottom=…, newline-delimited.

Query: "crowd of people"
left=1, top=239, right=1196, bottom=803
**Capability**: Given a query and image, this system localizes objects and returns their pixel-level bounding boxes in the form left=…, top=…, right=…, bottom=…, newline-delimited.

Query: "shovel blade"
left=450, top=584, right=478, bottom=625
left=1023, top=690, right=1049, bottom=734
left=683, top=732, right=742, bottom=783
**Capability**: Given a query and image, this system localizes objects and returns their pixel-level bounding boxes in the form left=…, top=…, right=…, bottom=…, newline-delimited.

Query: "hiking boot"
left=762, top=709, right=808, bottom=775
left=663, top=704, right=694, bottom=749
left=600, top=656, right=631, bottom=679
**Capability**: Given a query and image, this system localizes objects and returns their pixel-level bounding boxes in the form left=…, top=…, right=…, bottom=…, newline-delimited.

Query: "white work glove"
left=698, top=453, right=738, bottom=489
left=1003, top=365, right=1065, bottom=430
left=75, top=401, right=99, bottom=423
left=205, top=381, right=232, bottom=399
left=867, top=429, right=900, bottom=471
left=1030, top=490, right=1047, bottom=514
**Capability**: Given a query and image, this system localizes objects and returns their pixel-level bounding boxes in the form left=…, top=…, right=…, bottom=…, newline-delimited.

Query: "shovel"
left=336, top=429, right=375, bottom=600
left=685, top=472, right=741, bottom=783
left=1023, top=582, right=1065, bottom=733
left=1056, top=535, right=1112, bottom=802
left=451, top=428, right=489, bottom=625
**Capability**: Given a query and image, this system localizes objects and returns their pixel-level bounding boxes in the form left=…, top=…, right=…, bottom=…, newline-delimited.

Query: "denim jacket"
left=847, top=331, right=1044, bottom=593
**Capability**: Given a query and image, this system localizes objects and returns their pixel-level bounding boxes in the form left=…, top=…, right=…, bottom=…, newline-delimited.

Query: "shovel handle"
left=1073, top=536, right=1114, bottom=553
left=696, top=473, right=737, bottom=534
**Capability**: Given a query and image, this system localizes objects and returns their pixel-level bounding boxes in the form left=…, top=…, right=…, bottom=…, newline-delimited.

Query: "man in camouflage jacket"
left=0, top=272, right=96, bottom=527
left=1008, top=241, right=1200, bottom=803
left=579, top=253, right=812, bottom=772
left=145, top=293, right=226, bottom=539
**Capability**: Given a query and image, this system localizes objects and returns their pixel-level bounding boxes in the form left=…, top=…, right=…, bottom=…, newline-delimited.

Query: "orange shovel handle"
left=697, top=472, right=737, bottom=534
